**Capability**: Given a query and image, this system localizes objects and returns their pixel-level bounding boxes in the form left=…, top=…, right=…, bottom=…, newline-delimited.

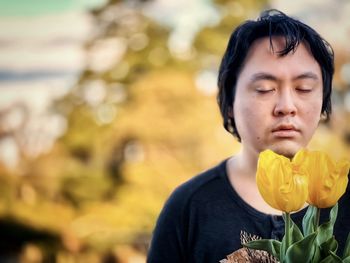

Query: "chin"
left=268, top=141, right=303, bottom=158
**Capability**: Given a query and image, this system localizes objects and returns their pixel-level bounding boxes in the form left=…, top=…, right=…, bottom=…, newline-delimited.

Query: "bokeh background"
left=0, top=0, right=349, bottom=262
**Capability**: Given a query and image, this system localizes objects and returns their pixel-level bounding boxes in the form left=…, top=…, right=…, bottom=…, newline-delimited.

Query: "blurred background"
left=0, top=0, right=349, bottom=262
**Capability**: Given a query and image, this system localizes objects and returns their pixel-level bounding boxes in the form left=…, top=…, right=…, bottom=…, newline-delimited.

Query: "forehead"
left=239, top=36, right=321, bottom=78
left=247, top=36, right=312, bottom=58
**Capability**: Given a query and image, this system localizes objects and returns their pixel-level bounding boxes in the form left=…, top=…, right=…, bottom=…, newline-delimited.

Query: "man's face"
left=233, top=37, right=323, bottom=158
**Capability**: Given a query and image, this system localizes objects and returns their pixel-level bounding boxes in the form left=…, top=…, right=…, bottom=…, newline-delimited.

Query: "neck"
left=227, top=146, right=285, bottom=215
left=229, top=148, right=258, bottom=182
left=231, top=146, right=259, bottom=180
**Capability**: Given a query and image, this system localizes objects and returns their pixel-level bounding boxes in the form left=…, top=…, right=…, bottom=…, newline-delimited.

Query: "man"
left=147, top=9, right=350, bottom=262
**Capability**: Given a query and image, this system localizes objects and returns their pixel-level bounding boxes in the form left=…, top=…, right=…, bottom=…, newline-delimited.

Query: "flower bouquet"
left=222, top=149, right=350, bottom=263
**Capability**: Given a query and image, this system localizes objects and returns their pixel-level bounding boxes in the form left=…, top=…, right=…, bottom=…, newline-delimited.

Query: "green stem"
left=315, top=207, right=320, bottom=230
left=285, top=212, right=291, bottom=248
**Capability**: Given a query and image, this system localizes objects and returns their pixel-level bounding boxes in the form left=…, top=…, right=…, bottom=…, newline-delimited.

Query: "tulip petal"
left=256, top=150, right=308, bottom=213
left=295, top=150, right=350, bottom=208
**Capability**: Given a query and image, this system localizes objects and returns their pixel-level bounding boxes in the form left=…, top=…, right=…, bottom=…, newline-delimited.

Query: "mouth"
left=272, top=124, right=299, bottom=138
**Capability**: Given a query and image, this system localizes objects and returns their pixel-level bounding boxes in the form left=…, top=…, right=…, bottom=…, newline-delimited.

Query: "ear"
left=319, top=113, right=327, bottom=122
left=228, top=106, right=234, bottom=118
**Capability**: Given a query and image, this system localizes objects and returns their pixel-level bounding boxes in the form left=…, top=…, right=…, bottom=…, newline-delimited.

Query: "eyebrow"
left=292, top=72, right=319, bottom=81
left=249, top=71, right=319, bottom=83
left=250, top=73, right=278, bottom=83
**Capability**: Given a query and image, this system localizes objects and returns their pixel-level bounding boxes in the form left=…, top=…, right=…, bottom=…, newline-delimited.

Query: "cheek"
left=305, top=109, right=321, bottom=128
left=234, top=102, right=267, bottom=139
left=302, top=104, right=322, bottom=137
left=306, top=100, right=322, bottom=122
left=298, top=91, right=322, bottom=123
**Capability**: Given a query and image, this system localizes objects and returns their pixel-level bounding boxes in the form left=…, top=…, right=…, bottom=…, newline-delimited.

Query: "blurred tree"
left=48, top=0, right=269, bottom=254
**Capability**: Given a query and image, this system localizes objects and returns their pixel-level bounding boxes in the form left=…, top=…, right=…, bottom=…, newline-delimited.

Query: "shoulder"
left=157, top=159, right=229, bottom=223
left=147, top=159, right=229, bottom=260
left=167, top=159, right=228, bottom=207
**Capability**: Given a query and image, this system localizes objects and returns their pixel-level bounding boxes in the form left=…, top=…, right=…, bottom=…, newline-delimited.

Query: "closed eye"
left=256, top=89, right=274, bottom=94
left=296, top=88, right=312, bottom=93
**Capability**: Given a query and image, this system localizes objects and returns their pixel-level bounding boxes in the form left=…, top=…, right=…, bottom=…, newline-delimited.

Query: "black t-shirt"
left=147, top=159, right=350, bottom=262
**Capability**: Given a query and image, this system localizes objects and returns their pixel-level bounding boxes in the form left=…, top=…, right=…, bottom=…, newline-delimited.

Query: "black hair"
left=217, top=9, right=334, bottom=141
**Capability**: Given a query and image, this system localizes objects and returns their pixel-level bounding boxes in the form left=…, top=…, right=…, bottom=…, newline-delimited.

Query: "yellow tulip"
left=256, top=149, right=309, bottom=213
left=293, top=150, right=350, bottom=208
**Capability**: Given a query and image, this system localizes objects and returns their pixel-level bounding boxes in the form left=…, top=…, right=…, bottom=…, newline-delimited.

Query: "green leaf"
left=319, top=252, right=343, bottom=263
left=343, top=232, right=350, bottom=259
left=317, top=203, right=338, bottom=247
left=314, top=204, right=339, bottom=260
left=329, top=251, right=343, bottom=262
left=284, top=232, right=317, bottom=263
left=302, top=205, right=317, bottom=236
left=243, top=239, right=281, bottom=259
left=330, top=203, right=338, bottom=226
left=317, top=221, right=333, bottom=245
left=280, top=214, right=303, bottom=262
left=311, top=244, right=321, bottom=263
left=343, top=255, right=350, bottom=263
left=290, top=219, right=304, bottom=243
left=319, top=255, right=335, bottom=263
left=280, top=235, right=286, bottom=262
left=317, top=203, right=338, bottom=245
left=320, top=236, right=338, bottom=254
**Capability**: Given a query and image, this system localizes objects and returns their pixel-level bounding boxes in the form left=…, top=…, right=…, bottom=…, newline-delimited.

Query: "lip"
left=272, top=124, right=299, bottom=138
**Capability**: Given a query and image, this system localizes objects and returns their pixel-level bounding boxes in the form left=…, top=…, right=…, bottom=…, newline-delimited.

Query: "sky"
left=0, top=0, right=107, bottom=166
left=0, top=0, right=108, bottom=16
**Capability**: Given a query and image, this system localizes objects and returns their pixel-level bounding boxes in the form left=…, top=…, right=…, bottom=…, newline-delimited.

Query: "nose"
left=273, top=90, right=297, bottom=116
